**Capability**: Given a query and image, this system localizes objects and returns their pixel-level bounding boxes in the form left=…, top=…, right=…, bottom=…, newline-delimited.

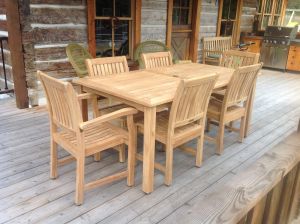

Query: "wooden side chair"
left=216, top=50, right=260, bottom=135
left=202, top=36, right=232, bottom=65
left=141, top=51, right=173, bottom=69
left=38, top=71, right=137, bottom=205
left=206, top=63, right=263, bottom=154
left=66, top=43, right=92, bottom=78
left=85, top=56, right=129, bottom=77
left=136, top=74, right=218, bottom=185
left=219, top=50, right=260, bottom=69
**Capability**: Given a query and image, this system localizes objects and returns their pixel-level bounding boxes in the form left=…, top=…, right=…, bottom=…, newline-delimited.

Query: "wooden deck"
left=0, top=69, right=300, bottom=224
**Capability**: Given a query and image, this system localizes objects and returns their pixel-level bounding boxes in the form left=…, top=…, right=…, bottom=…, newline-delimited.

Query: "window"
left=87, top=0, right=141, bottom=58
left=217, top=0, right=243, bottom=45
left=172, top=0, right=193, bottom=25
left=284, top=0, right=300, bottom=32
left=256, top=0, right=286, bottom=30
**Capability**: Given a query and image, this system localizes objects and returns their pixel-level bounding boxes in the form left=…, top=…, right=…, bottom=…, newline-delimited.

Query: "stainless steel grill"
left=260, top=26, right=298, bottom=70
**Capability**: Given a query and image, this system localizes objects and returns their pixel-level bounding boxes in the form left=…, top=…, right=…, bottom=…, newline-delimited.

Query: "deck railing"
left=185, top=122, right=300, bottom=224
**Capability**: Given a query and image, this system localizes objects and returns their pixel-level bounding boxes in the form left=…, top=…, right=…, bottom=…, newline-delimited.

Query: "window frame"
left=87, top=0, right=141, bottom=59
left=256, top=0, right=288, bottom=31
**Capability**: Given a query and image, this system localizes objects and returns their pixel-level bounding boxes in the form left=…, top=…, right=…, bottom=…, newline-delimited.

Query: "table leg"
left=245, top=85, right=256, bottom=137
left=142, top=107, right=157, bottom=193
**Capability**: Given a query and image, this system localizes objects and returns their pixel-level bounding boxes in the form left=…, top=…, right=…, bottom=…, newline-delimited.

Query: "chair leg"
left=239, top=116, right=246, bottom=143
left=127, top=126, right=137, bottom=187
left=75, top=156, right=85, bottom=206
left=94, top=153, right=101, bottom=162
left=50, top=138, right=58, bottom=179
left=118, top=120, right=127, bottom=163
left=206, top=118, right=211, bottom=132
left=216, top=123, right=225, bottom=155
left=196, top=134, right=204, bottom=167
left=228, top=121, right=234, bottom=132
left=118, top=145, right=126, bottom=163
left=164, top=143, right=174, bottom=186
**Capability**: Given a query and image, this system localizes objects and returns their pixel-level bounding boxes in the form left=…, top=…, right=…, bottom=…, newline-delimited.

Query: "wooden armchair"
left=202, top=36, right=232, bottom=65
left=206, top=63, right=263, bottom=154
left=38, top=71, right=137, bottom=205
left=219, top=50, right=260, bottom=69
left=136, top=74, right=218, bottom=185
left=141, top=51, right=173, bottom=69
left=66, top=43, right=92, bottom=78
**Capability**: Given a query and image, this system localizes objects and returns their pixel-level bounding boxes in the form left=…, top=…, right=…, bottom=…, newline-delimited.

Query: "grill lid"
left=264, top=26, right=298, bottom=40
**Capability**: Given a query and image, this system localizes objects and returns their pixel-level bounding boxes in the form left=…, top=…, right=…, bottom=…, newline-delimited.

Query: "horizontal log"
left=0, top=20, right=7, bottom=32
left=34, top=47, right=67, bottom=61
left=0, top=9, right=6, bottom=16
left=30, top=0, right=86, bottom=4
left=30, top=7, right=86, bottom=24
left=22, top=27, right=87, bottom=44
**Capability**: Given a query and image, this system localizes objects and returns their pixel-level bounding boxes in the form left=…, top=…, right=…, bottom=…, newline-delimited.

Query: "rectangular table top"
left=73, top=70, right=181, bottom=107
left=150, top=63, right=235, bottom=89
left=73, top=64, right=235, bottom=108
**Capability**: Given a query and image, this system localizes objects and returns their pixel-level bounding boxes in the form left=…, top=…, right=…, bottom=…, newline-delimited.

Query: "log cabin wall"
left=240, top=0, right=257, bottom=33
left=141, top=0, right=167, bottom=42
left=18, top=0, right=87, bottom=104
left=0, top=1, right=13, bottom=90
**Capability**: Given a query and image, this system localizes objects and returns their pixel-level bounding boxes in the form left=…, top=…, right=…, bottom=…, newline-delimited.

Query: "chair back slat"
left=86, top=56, right=129, bottom=77
left=225, top=63, right=263, bottom=106
left=169, top=74, right=218, bottom=129
left=142, top=51, right=173, bottom=69
left=38, top=71, right=82, bottom=131
left=220, top=50, right=260, bottom=69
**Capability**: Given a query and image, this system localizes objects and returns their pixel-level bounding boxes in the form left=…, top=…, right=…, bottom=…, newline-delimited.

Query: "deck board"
left=0, top=70, right=300, bottom=224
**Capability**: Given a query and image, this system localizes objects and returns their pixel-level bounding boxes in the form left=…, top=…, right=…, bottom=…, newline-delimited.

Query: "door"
left=171, top=0, right=193, bottom=60
left=217, top=0, right=243, bottom=45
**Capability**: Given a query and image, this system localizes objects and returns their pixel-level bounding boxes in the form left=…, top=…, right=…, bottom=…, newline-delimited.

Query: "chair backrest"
left=66, top=43, right=92, bottom=78
left=202, top=36, right=232, bottom=58
left=142, top=51, right=173, bottom=69
left=224, top=63, right=263, bottom=107
left=85, top=56, right=129, bottom=77
left=169, top=74, right=218, bottom=131
left=134, top=41, right=169, bottom=68
left=38, top=71, right=82, bottom=132
left=220, top=50, right=260, bottom=69
left=203, top=36, right=232, bottom=51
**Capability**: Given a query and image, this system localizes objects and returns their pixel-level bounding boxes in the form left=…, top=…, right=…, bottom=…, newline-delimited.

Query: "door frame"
left=216, top=0, right=243, bottom=45
left=166, top=0, right=201, bottom=62
left=87, top=0, right=141, bottom=58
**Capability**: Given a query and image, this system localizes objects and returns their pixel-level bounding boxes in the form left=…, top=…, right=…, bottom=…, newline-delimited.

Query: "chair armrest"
left=77, top=93, right=97, bottom=101
left=79, top=107, right=138, bottom=131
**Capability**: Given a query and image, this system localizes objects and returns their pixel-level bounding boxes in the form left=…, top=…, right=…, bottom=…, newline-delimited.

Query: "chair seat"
left=207, top=54, right=221, bottom=59
left=207, top=98, right=246, bottom=122
left=55, top=123, right=126, bottom=156
left=136, top=111, right=202, bottom=147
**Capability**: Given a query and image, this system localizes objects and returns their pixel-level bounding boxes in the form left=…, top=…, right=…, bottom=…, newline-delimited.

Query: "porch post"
left=5, top=0, right=29, bottom=108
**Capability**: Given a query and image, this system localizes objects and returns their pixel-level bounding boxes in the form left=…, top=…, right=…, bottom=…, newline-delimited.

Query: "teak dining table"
left=73, top=63, right=235, bottom=193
